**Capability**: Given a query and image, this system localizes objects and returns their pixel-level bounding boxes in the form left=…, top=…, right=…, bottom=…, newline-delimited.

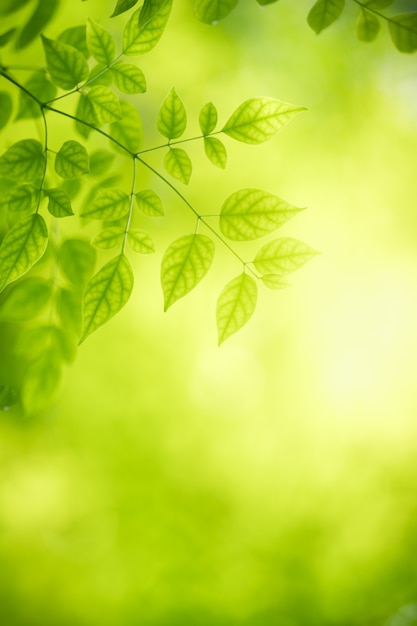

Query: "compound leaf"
left=253, top=237, right=320, bottom=275
left=91, top=227, right=125, bottom=249
left=111, top=0, right=139, bottom=17
left=17, top=72, right=57, bottom=120
left=86, top=18, right=116, bottom=65
left=0, top=92, right=12, bottom=130
left=204, top=136, right=227, bottom=169
left=157, top=87, right=187, bottom=139
left=127, top=229, right=155, bottom=253
left=199, top=101, right=218, bottom=135
left=0, top=139, right=45, bottom=182
left=59, top=238, right=96, bottom=287
left=388, top=13, right=417, bottom=53
left=80, top=188, right=130, bottom=220
left=135, top=189, right=164, bottom=216
left=58, top=25, right=89, bottom=59
left=216, top=273, right=257, bottom=345
left=122, top=2, right=172, bottom=55
left=194, top=0, right=239, bottom=23
left=111, top=61, right=147, bottom=93
left=164, top=148, right=192, bottom=184
left=109, top=99, right=143, bottom=152
left=55, top=140, right=89, bottom=179
left=307, top=0, right=346, bottom=34
left=41, top=35, right=89, bottom=90
left=0, top=277, right=51, bottom=321
left=44, top=187, right=74, bottom=217
left=356, top=8, right=380, bottom=42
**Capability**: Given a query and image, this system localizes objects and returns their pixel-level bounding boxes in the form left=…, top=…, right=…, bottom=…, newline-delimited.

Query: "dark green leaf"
left=122, top=2, right=172, bottom=55
left=194, top=0, right=239, bottom=24
left=86, top=85, right=122, bottom=124
left=199, top=101, right=218, bottom=135
left=55, top=140, right=89, bottom=180
left=0, top=92, right=12, bottom=130
left=41, top=35, right=89, bottom=90
left=44, top=187, right=74, bottom=217
left=127, top=229, right=155, bottom=253
left=0, top=29, right=16, bottom=47
left=135, top=189, right=164, bottom=216
left=17, top=72, right=57, bottom=120
left=0, top=184, right=37, bottom=213
left=80, top=188, right=130, bottom=220
left=388, top=13, right=417, bottom=53
left=111, top=61, right=147, bottom=93
left=253, top=237, right=320, bottom=275
left=164, top=148, right=192, bottom=184
left=204, top=137, right=227, bottom=169
left=16, top=0, right=59, bottom=49
left=356, top=8, right=380, bottom=42
left=307, top=0, right=346, bottom=34
left=0, top=139, right=45, bottom=182
left=58, top=26, right=89, bottom=59
left=86, top=18, right=116, bottom=65
left=157, top=87, right=187, bottom=139
left=89, top=150, right=115, bottom=176
left=0, top=277, right=51, bottom=321
left=91, top=227, right=125, bottom=249
left=59, top=238, right=96, bottom=287
left=216, top=273, right=257, bottom=345
left=109, top=100, right=143, bottom=153
left=111, top=0, right=139, bottom=18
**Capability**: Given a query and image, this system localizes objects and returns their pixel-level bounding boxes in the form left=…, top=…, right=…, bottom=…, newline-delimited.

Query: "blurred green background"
left=1, top=1, right=417, bottom=624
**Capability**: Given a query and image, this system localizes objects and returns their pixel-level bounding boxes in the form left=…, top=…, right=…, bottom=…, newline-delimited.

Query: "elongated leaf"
left=0, top=139, right=45, bottom=182
left=356, top=8, right=380, bottom=42
left=86, top=18, right=116, bottom=65
left=216, top=273, right=257, bottom=345
left=161, top=234, right=215, bottom=310
left=220, top=189, right=303, bottom=241
left=1, top=184, right=37, bottom=212
left=17, top=72, right=56, bottom=120
left=16, top=0, right=59, bottom=49
left=109, top=100, right=143, bottom=153
left=89, top=150, right=115, bottom=176
left=194, top=0, right=239, bottom=24
left=253, top=237, right=319, bottom=275
left=111, top=0, right=138, bottom=17
left=111, top=61, right=146, bottom=93
left=41, top=35, right=89, bottom=90
left=122, top=2, right=172, bottom=55
left=164, top=148, right=192, bottom=184
left=91, top=227, right=125, bottom=249
left=307, top=0, right=346, bottom=34
left=58, top=25, right=89, bottom=59
left=199, top=102, right=218, bottom=135
left=127, top=229, right=155, bottom=253
left=0, top=214, right=48, bottom=292
left=21, top=351, right=62, bottom=414
left=86, top=86, right=122, bottom=124
left=59, top=239, right=96, bottom=287
left=157, top=87, right=187, bottom=139
left=80, top=188, right=130, bottom=220
left=0, top=277, right=51, bottom=321
left=222, top=97, right=305, bottom=144
left=204, top=136, right=227, bottom=169
left=44, top=187, right=73, bottom=217
left=135, top=189, right=164, bottom=216
left=55, top=140, right=89, bottom=179
left=388, top=13, right=417, bottom=53
left=80, top=254, right=134, bottom=342
left=0, top=28, right=16, bottom=48
left=0, top=92, right=12, bottom=130
left=261, top=273, right=291, bottom=290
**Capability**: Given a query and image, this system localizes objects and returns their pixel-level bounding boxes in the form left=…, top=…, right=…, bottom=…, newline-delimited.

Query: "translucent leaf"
left=261, top=273, right=291, bottom=290
left=58, top=25, right=89, bottom=59
left=86, top=86, right=122, bottom=124
left=164, top=148, right=192, bottom=184
left=0, top=28, right=16, bottom=48
left=161, top=234, right=215, bottom=310
left=194, top=0, right=239, bottom=24
left=44, top=187, right=74, bottom=217
left=122, top=2, right=172, bottom=56
left=157, top=87, right=187, bottom=139
left=135, top=189, right=164, bottom=216
left=16, top=72, right=57, bottom=120
left=80, top=254, right=134, bottom=342
left=111, top=0, right=139, bottom=18
left=204, top=136, right=227, bottom=169
left=86, top=18, right=116, bottom=65
left=55, top=140, right=89, bottom=180
left=127, top=229, right=155, bottom=253
left=216, top=273, right=257, bottom=345
left=356, top=8, right=380, bottom=42
left=91, top=227, right=125, bottom=249
left=0, top=214, right=48, bottom=292
left=41, top=35, right=89, bottom=90
left=0, top=92, right=12, bottom=130
left=56, top=287, right=82, bottom=334
left=74, top=94, right=96, bottom=138
left=109, top=100, right=143, bottom=153
left=0, top=277, right=51, bottom=321
left=89, top=150, right=115, bottom=176
left=87, top=63, right=113, bottom=87
left=388, top=13, right=417, bottom=53
left=253, top=237, right=320, bottom=275
left=199, top=101, right=218, bottom=135
left=307, top=0, right=346, bottom=34
left=0, top=139, right=45, bottom=182
left=21, top=351, right=62, bottom=414
left=59, top=239, right=96, bottom=287
left=139, top=0, right=172, bottom=26
left=1, top=184, right=37, bottom=213
left=80, top=188, right=130, bottom=220
left=111, top=61, right=147, bottom=93
left=16, top=0, right=59, bottom=49
left=220, top=189, right=303, bottom=241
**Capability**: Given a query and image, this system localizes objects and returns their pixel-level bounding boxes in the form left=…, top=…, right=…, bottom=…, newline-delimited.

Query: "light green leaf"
left=164, top=148, right=192, bottom=184
left=0, top=0, right=31, bottom=15
left=80, top=188, right=130, bottom=221
left=388, top=13, right=417, bottom=53
left=0, top=29, right=16, bottom=48
left=56, top=287, right=82, bottom=334
left=204, top=136, right=227, bottom=169
left=86, top=18, right=116, bottom=65
left=59, top=238, right=96, bottom=287
left=0, top=277, right=51, bottom=321
left=307, top=0, right=346, bottom=34
left=157, top=87, right=187, bottom=139
left=161, top=234, right=215, bottom=310
left=220, top=189, right=303, bottom=241
left=111, top=0, right=139, bottom=18
left=261, top=273, right=291, bottom=290
left=216, top=273, right=257, bottom=345
left=194, top=0, right=239, bottom=24
left=74, top=94, right=96, bottom=138
left=55, top=140, right=89, bottom=180
left=122, top=2, right=172, bottom=56
left=91, top=227, right=125, bottom=249
left=89, top=150, right=115, bottom=176
left=0, top=139, right=45, bottom=182
left=58, top=25, right=89, bottom=59
left=80, top=254, right=134, bottom=342
left=0, top=214, right=48, bottom=292
left=86, top=85, right=122, bottom=124
left=0, top=92, right=12, bottom=130
left=222, top=97, right=305, bottom=144
left=21, top=351, right=62, bottom=414
left=17, top=325, right=76, bottom=363
left=109, top=99, right=143, bottom=153
left=135, top=189, right=164, bottom=216
left=16, top=0, right=59, bottom=49
left=16, top=72, right=57, bottom=120
left=1, top=184, right=37, bottom=213
left=199, top=101, right=218, bottom=135
left=44, top=187, right=73, bottom=217
left=88, top=63, right=113, bottom=87
left=41, top=35, right=89, bottom=90
left=127, top=229, right=155, bottom=253
left=356, top=8, right=380, bottom=42
left=253, top=237, right=320, bottom=275
left=111, top=61, right=147, bottom=93
left=139, top=0, right=172, bottom=25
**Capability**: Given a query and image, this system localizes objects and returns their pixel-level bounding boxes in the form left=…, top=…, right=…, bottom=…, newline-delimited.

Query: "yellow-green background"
left=1, top=1, right=417, bottom=624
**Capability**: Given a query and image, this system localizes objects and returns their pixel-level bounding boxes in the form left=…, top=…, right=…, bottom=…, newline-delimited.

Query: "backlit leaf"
left=16, top=72, right=57, bottom=120
left=261, top=273, right=291, bottom=289
left=122, top=2, right=172, bottom=55
left=16, top=0, right=59, bottom=49
left=216, top=273, right=257, bottom=345
left=0, top=139, right=45, bottom=182
left=111, top=0, right=138, bottom=18
left=253, top=237, right=320, bottom=275
left=58, top=25, right=89, bottom=59
left=111, top=61, right=146, bottom=93
left=89, top=150, right=115, bottom=176
left=80, top=188, right=130, bottom=220
left=41, top=35, right=89, bottom=90
left=164, top=148, right=192, bottom=184
left=86, top=85, right=122, bottom=124
left=135, top=189, right=164, bottom=216
left=109, top=100, right=143, bottom=153
left=0, top=92, right=12, bottom=130
left=55, top=140, right=89, bottom=179
left=161, top=234, right=215, bottom=310
left=356, top=9, right=380, bottom=42
left=139, top=0, right=172, bottom=25
left=0, top=277, right=51, bottom=321
left=204, top=136, right=227, bottom=169
left=44, top=187, right=74, bottom=217
left=127, top=229, right=155, bottom=253
left=21, top=351, right=62, bottom=414
left=194, top=0, right=239, bottom=24
left=307, top=0, right=346, bottom=34
left=1, top=184, right=37, bottom=213
left=199, top=101, right=218, bottom=135
left=59, top=239, right=96, bottom=287
left=87, top=18, right=116, bottom=65
left=157, top=87, right=187, bottom=139
left=87, top=64, right=113, bottom=87
left=91, top=227, right=125, bottom=249
left=74, top=94, right=96, bottom=138
left=388, top=13, right=417, bottom=53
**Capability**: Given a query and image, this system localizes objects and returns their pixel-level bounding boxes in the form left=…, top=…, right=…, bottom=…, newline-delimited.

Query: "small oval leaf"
left=0, top=139, right=45, bottom=182
left=122, top=2, right=172, bottom=55
left=254, top=237, right=320, bottom=275
left=135, top=189, right=164, bottom=216
left=127, top=228, right=155, bottom=253
left=86, top=18, right=116, bottom=65
left=80, top=188, right=130, bottom=221
left=216, top=273, right=257, bottom=345
left=55, top=140, right=89, bottom=180
left=164, top=147, right=192, bottom=184
left=86, top=86, right=122, bottom=124
left=307, top=0, right=346, bottom=34
left=194, top=0, right=239, bottom=24
left=157, top=87, right=187, bottom=139
left=41, top=35, right=89, bottom=90
left=44, top=187, right=74, bottom=217
left=204, top=136, right=227, bottom=169
left=199, top=101, right=218, bottom=135
left=111, top=61, right=147, bottom=94
left=91, top=227, right=125, bottom=249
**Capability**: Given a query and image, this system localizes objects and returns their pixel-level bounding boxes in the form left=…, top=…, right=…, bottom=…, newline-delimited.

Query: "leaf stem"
left=351, top=0, right=417, bottom=36
left=0, top=67, right=43, bottom=105
left=138, top=130, right=223, bottom=155
left=36, top=108, right=49, bottom=215
left=123, top=157, right=137, bottom=254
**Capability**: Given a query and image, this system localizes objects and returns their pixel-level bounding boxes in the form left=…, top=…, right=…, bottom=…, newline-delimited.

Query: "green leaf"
left=111, top=61, right=147, bottom=93
left=59, top=239, right=96, bottom=287
left=0, top=277, right=51, bottom=321
left=111, top=0, right=139, bottom=18
left=109, top=100, right=143, bottom=152
left=364, top=0, right=393, bottom=8
left=44, top=187, right=74, bottom=217
left=307, top=0, right=346, bottom=34
left=74, top=94, right=96, bottom=138
left=0, top=0, right=30, bottom=15
left=253, top=237, right=320, bottom=275
left=86, top=85, right=122, bottom=124
left=0, top=385, right=18, bottom=411
left=21, top=351, right=62, bottom=414
left=157, top=87, right=187, bottom=139
left=87, top=64, right=113, bottom=87
left=86, top=18, right=116, bottom=65
left=56, top=287, right=82, bottom=334
left=0, top=28, right=16, bottom=48
left=388, top=13, right=417, bottom=53
left=216, top=273, right=257, bottom=345
left=0, top=184, right=37, bottom=213
left=127, top=229, right=155, bottom=253
left=164, top=148, right=192, bottom=184
left=80, top=188, right=130, bottom=221
left=16, top=0, right=59, bottom=49
left=80, top=254, right=134, bottom=342
left=41, top=35, right=89, bottom=90
left=58, top=25, right=89, bottom=59
left=356, top=8, right=380, bottom=42
left=199, top=102, right=218, bottom=135
left=194, top=0, right=239, bottom=24
left=256, top=0, right=280, bottom=4
left=0, top=214, right=48, bottom=292
left=204, top=137, right=227, bottom=169
left=122, top=2, right=172, bottom=56
left=91, top=227, right=125, bottom=249
left=55, top=140, right=89, bottom=180
left=0, top=92, right=12, bottom=130
left=222, top=97, right=305, bottom=144
left=161, top=234, right=215, bottom=310
left=18, top=325, right=76, bottom=363
left=261, top=273, right=291, bottom=289
left=89, top=150, right=115, bottom=176
left=139, top=0, right=172, bottom=25
left=220, top=189, right=303, bottom=241
left=0, top=139, right=45, bottom=182
left=135, top=189, right=164, bottom=216
left=16, top=72, right=57, bottom=120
